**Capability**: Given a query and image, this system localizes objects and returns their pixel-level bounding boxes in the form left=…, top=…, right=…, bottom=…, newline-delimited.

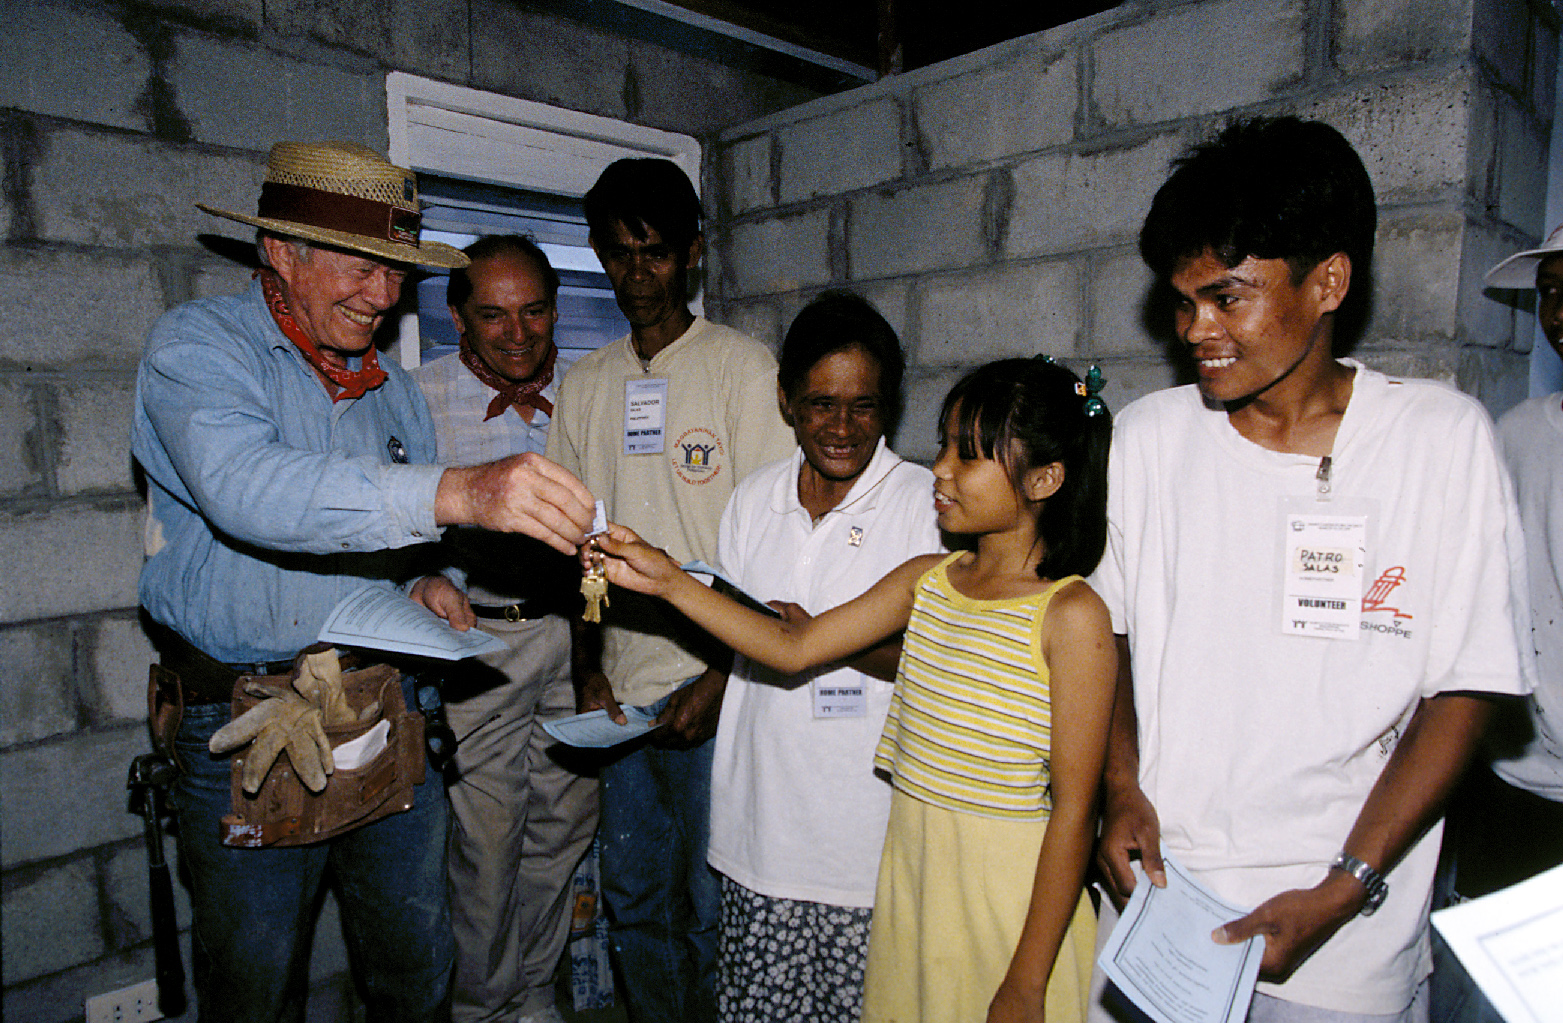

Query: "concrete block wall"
left=0, top=2, right=814, bottom=1020
left=705, top=0, right=1560, bottom=462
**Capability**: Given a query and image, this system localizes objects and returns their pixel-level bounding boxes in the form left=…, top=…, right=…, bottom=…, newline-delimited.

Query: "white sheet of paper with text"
left=1098, top=857, right=1263, bottom=1023
left=317, top=586, right=506, bottom=660
left=1433, top=861, right=1563, bottom=1023
left=541, top=707, right=663, bottom=748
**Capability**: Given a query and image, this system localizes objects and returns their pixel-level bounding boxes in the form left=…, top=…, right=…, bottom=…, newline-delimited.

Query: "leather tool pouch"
left=219, top=661, right=425, bottom=848
left=148, top=664, right=185, bottom=770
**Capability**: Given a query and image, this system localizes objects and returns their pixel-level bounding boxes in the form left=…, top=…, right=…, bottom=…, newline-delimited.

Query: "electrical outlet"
left=85, top=979, right=164, bottom=1023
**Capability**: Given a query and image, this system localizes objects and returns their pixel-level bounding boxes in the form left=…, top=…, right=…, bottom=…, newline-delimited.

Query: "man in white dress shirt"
left=413, top=236, right=596, bottom=1023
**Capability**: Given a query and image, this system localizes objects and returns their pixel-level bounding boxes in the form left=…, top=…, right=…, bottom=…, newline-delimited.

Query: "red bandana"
left=258, top=269, right=388, bottom=401
left=458, top=334, right=556, bottom=422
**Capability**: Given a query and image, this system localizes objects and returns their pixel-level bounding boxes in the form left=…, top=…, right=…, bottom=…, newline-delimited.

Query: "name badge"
left=811, top=675, right=866, bottom=718
left=625, top=379, right=668, bottom=455
left=1281, top=512, right=1367, bottom=639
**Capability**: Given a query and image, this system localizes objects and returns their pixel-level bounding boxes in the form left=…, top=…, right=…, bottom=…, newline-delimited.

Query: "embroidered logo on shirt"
left=672, top=427, right=724, bottom=485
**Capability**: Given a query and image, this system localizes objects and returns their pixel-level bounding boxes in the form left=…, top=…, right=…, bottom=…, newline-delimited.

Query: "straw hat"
left=198, top=141, right=468, bottom=270
left=1485, top=224, right=1563, bottom=289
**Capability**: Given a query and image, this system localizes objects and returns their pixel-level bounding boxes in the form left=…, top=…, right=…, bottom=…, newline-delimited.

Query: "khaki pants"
left=444, top=615, right=599, bottom=1022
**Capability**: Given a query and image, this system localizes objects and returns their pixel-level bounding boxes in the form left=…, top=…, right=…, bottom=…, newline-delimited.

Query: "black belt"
left=148, top=621, right=297, bottom=705
left=471, top=594, right=563, bottom=622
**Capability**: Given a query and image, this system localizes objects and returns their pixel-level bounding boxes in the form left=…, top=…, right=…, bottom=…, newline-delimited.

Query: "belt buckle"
left=504, top=604, right=523, bottom=622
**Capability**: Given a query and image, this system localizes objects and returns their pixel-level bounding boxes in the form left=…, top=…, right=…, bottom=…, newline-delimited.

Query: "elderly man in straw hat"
left=132, top=141, right=596, bottom=1021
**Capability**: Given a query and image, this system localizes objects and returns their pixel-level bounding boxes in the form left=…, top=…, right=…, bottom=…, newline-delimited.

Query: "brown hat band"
left=257, top=182, right=421, bottom=247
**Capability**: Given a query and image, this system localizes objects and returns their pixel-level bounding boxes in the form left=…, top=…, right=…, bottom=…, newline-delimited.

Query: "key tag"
left=582, top=501, right=610, bottom=623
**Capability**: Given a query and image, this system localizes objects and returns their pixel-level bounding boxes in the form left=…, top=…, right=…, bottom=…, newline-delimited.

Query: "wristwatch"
left=1330, top=852, right=1388, bottom=916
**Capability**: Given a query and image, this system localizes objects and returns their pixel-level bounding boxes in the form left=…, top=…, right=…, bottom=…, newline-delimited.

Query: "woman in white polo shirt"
left=708, top=292, right=943, bottom=1023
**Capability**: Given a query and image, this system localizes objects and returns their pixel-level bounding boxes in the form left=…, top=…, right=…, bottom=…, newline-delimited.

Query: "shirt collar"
left=773, top=437, right=903, bottom=518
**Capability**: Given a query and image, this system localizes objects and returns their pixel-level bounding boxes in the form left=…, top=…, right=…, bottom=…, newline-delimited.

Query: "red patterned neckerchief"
left=458, top=334, right=556, bottom=422
left=258, top=268, right=388, bottom=401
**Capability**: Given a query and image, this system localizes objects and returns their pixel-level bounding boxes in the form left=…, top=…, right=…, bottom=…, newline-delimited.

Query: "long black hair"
left=939, top=357, right=1112, bottom=580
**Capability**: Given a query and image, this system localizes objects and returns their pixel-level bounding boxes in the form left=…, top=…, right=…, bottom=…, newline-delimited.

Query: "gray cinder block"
left=170, top=34, right=385, bottom=153
left=722, top=135, right=773, bottom=218
left=55, top=379, right=138, bottom=496
left=1, top=859, right=105, bottom=985
left=0, top=380, right=43, bottom=497
left=1005, top=132, right=1182, bottom=260
left=87, top=615, right=158, bottom=725
left=723, top=211, right=832, bottom=296
left=0, top=249, right=168, bottom=370
left=0, top=3, right=149, bottom=132
left=0, top=623, right=75, bottom=745
left=848, top=176, right=991, bottom=279
left=778, top=100, right=903, bottom=204
left=915, top=47, right=1078, bottom=170
left=1, top=727, right=147, bottom=868
left=1332, top=0, right=1472, bottom=77
left=912, top=260, right=1082, bottom=363
left=30, top=128, right=262, bottom=249
left=0, top=503, right=144, bottom=624
left=1090, top=0, right=1307, bottom=127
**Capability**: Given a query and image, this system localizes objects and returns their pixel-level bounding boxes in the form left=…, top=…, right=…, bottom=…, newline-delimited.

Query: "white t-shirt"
left=1493, top=393, right=1563, bottom=800
left=709, top=440, right=942, bottom=907
left=1092, top=362, right=1531, bottom=1013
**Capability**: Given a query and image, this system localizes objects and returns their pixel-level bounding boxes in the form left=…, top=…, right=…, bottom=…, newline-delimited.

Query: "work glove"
left=210, top=683, right=334, bottom=793
left=207, top=647, right=377, bottom=794
left=293, top=646, right=372, bottom=726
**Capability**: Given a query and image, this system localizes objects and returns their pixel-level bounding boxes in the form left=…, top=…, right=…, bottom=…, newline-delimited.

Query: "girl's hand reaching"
left=592, top=523, right=685, bottom=597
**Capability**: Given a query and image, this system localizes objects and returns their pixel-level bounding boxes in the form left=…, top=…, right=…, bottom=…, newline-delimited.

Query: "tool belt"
left=220, top=658, right=425, bottom=848
left=147, top=630, right=425, bottom=849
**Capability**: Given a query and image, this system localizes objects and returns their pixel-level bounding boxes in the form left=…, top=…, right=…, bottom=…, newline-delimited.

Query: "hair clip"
left=1036, top=353, right=1057, bottom=365
left=1082, top=365, right=1107, bottom=417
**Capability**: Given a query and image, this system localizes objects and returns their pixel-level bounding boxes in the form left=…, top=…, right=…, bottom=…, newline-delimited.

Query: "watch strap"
left=1330, top=852, right=1388, bottom=916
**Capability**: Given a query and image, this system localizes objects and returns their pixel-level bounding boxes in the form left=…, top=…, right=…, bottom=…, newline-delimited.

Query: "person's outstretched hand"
left=594, top=523, right=685, bottom=597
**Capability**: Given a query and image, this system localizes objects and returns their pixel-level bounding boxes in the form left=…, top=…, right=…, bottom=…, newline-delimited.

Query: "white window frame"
left=385, top=72, right=702, bottom=368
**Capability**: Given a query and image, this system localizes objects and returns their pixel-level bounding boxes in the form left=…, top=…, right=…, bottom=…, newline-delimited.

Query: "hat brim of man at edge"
left=1484, top=225, right=1563, bottom=290
left=196, top=202, right=470, bottom=271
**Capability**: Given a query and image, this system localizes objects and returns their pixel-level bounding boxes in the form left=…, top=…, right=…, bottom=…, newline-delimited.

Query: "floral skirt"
left=719, top=875, right=874, bottom=1023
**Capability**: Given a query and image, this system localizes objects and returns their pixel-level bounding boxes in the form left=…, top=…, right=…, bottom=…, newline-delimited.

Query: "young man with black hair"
left=545, top=158, right=793, bottom=1023
left=1090, top=118, right=1531, bottom=1021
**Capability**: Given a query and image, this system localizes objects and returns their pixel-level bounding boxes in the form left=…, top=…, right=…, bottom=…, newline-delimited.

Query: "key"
left=581, top=554, right=609, bottom=623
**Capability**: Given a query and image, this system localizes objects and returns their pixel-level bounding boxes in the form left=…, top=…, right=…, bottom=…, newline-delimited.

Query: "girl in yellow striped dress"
left=597, top=357, right=1117, bottom=1023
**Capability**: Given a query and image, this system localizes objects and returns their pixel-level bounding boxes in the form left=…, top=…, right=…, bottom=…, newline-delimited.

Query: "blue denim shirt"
left=133, top=280, right=445, bottom=663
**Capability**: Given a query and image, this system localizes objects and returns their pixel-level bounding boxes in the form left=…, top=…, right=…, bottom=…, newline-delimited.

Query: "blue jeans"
left=598, top=686, right=720, bottom=1023
left=1430, top=928, right=1501, bottom=1023
left=171, top=679, right=454, bottom=1023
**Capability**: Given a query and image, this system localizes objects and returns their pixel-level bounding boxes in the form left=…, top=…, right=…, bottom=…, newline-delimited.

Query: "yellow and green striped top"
left=874, top=553, right=1078, bottom=820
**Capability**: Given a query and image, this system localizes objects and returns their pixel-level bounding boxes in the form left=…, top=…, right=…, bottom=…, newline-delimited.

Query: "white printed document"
left=542, top=706, right=664, bottom=748
left=317, top=586, right=505, bottom=660
left=682, top=560, right=782, bottom=619
left=1098, top=857, right=1264, bottom=1023
left=1432, top=862, right=1563, bottom=1023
